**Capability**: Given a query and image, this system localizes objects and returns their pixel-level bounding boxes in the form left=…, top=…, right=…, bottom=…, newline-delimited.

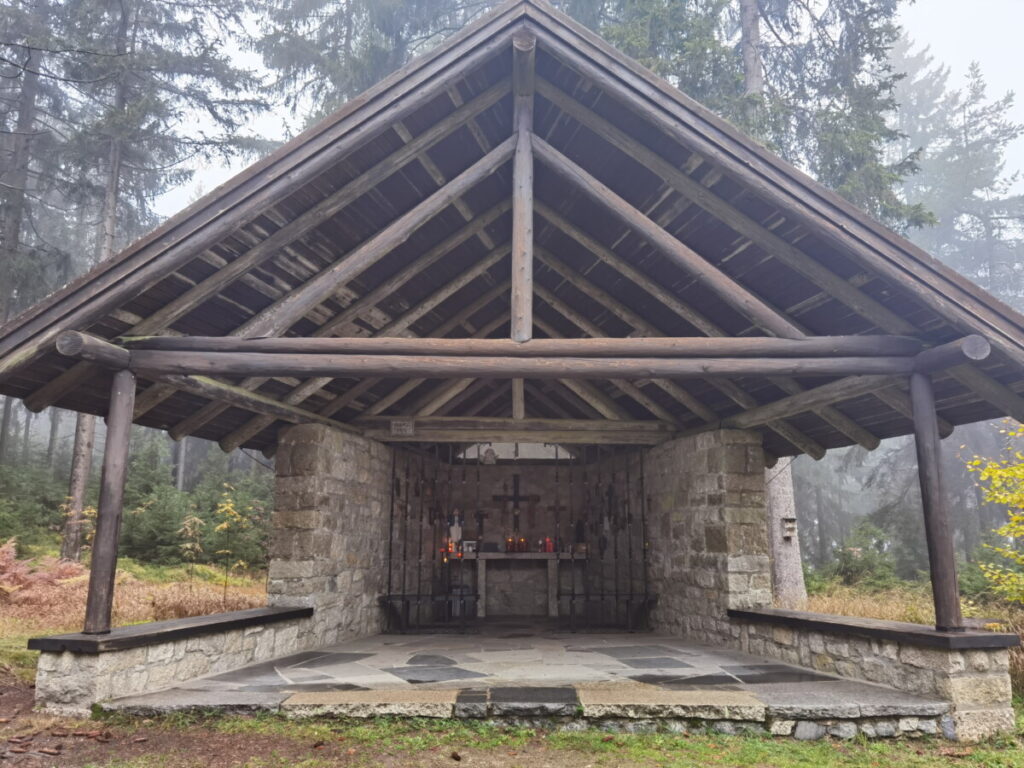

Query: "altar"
left=464, top=551, right=586, bottom=618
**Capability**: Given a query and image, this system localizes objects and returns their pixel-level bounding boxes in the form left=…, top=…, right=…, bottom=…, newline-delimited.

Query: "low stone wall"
left=33, top=609, right=313, bottom=715
left=729, top=612, right=1016, bottom=742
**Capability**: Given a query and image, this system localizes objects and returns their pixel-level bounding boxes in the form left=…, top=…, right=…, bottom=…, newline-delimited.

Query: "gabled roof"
left=1, top=0, right=1023, bottom=459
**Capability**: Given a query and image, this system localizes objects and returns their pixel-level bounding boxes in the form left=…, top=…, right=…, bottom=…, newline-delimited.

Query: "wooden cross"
left=492, top=474, right=539, bottom=532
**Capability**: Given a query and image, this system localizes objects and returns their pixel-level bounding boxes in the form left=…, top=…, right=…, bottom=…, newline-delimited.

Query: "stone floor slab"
left=102, top=619, right=952, bottom=732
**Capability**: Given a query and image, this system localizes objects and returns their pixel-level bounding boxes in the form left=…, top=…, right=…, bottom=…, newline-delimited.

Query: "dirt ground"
left=3, top=672, right=1023, bottom=768
left=0, top=675, right=633, bottom=768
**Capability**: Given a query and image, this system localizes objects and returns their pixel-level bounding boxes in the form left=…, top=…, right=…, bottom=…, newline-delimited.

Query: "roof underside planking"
left=1, top=0, right=1024, bottom=460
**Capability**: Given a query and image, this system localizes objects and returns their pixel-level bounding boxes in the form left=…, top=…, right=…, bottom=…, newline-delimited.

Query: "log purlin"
left=116, top=353, right=940, bottom=379
left=54, top=329, right=992, bottom=453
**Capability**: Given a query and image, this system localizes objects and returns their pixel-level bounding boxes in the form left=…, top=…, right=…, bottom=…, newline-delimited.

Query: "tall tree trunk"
left=0, top=48, right=41, bottom=320
left=765, top=458, right=807, bottom=607
left=173, top=436, right=187, bottom=491
left=814, top=485, right=829, bottom=566
left=0, top=398, right=13, bottom=464
left=738, top=0, right=764, bottom=123
left=46, top=408, right=61, bottom=469
left=20, top=407, right=32, bottom=462
left=64, top=4, right=131, bottom=558
left=61, top=413, right=96, bottom=561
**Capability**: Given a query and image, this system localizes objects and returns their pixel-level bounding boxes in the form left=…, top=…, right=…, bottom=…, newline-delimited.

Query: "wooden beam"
left=0, top=27, right=517, bottom=379
left=510, top=31, right=536, bottom=342
left=160, top=374, right=360, bottom=435
left=535, top=207, right=878, bottom=451
left=945, top=364, right=1024, bottom=424
left=532, top=135, right=804, bottom=339
left=236, top=135, right=516, bottom=339
left=533, top=273, right=829, bottom=452
left=361, top=290, right=513, bottom=418
left=718, top=375, right=904, bottom=430
left=535, top=65, right=1024, bottom=427
left=21, top=82, right=513, bottom=412
left=55, top=331, right=129, bottom=369
left=875, top=385, right=954, bottom=438
left=512, top=377, right=526, bottom=418
left=536, top=79, right=919, bottom=335
left=214, top=278, right=511, bottom=451
left=119, top=334, right=925, bottom=358
left=356, top=416, right=673, bottom=433
left=362, top=425, right=672, bottom=445
left=75, top=135, right=515, bottom=421
left=127, top=351, right=921, bottom=379
left=914, top=335, right=991, bottom=373
left=82, top=369, right=135, bottom=634
left=910, top=372, right=964, bottom=632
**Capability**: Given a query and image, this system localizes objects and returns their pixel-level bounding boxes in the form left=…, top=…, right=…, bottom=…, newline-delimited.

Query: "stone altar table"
left=464, top=552, right=586, bottom=618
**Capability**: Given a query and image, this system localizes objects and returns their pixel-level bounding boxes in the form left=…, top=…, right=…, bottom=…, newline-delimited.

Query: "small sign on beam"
left=390, top=419, right=416, bottom=437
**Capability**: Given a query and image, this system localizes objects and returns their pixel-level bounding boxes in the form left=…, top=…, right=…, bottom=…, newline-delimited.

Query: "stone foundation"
left=33, top=609, right=312, bottom=715
left=644, top=429, right=1018, bottom=742
left=730, top=613, right=1016, bottom=742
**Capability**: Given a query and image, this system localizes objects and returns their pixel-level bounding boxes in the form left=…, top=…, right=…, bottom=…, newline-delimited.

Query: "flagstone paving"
left=102, top=620, right=951, bottom=736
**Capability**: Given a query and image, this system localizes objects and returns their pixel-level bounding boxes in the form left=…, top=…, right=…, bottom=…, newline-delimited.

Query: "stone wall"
left=35, top=615, right=311, bottom=715
left=270, top=424, right=393, bottom=645
left=644, top=430, right=771, bottom=641
left=730, top=618, right=1014, bottom=742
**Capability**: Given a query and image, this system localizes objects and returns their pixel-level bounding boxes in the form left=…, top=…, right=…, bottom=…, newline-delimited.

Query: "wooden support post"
left=512, top=378, right=526, bottom=419
left=909, top=372, right=964, bottom=632
left=82, top=369, right=136, bottom=634
left=510, top=31, right=536, bottom=342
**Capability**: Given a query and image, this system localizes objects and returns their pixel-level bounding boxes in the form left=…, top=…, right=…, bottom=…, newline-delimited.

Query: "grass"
left=64, top=711, right=1024, bottom=767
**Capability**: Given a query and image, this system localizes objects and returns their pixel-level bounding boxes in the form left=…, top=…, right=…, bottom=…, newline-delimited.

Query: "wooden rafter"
left=169, top=204, right=513, bottom=439
left=534, top=37, right=1024, bottom=423
left=22, top=81, right=514, bottom=413
left=534, top=136, right=804, bottom=339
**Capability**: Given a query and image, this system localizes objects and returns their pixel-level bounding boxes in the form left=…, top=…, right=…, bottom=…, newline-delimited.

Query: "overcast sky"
left=153, top=1, right=1024, bottom=218
left=900, top=0, right=1024, bottom=186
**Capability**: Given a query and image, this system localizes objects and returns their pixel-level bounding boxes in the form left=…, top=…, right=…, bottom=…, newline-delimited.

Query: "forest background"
left=1, top=0, right=1024, bottom=610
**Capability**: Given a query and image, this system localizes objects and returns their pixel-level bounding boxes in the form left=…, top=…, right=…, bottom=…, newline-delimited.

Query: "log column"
left=910, top=371, right=964, bottom=632
left=82, top=369, right=136, bottom=634
left=510, top=31, right=535, bottom=343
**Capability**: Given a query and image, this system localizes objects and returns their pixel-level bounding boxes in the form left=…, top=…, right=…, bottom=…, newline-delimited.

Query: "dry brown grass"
left=0, top=547, right=267, bottom=683
left=805, top=585, right=1024, bottom=694
left=2, top=569, right=265, bottom=634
